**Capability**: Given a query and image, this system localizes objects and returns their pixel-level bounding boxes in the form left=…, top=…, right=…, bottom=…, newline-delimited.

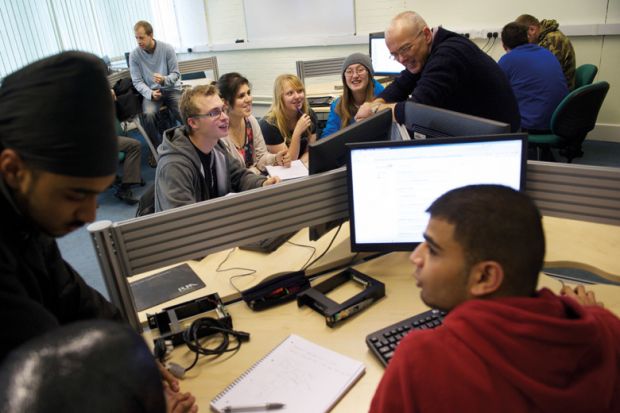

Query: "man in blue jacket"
left=498, top=22, right=568, bottom=132
left=356, top=11, right=520, bottom=132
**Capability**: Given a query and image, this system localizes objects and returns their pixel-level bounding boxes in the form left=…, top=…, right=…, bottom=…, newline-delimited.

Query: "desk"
left=132, top=225, right=356, bottom=324
left=147, top=216, right=620, bottom=411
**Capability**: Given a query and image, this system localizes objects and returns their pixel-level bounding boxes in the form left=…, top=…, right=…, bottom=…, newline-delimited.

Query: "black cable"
left=215, top=247, right=258, bottom=293
left=182, top=317, right=249, bottom=372
left=302, top=222, right=343, bottom=271
left=286, top=240, right=317, bottom=269
left=484, top=37, right=497, bottom=53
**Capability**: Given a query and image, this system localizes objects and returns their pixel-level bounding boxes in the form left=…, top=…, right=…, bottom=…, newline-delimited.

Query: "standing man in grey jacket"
left=130, top=20, right=183, bottom=148
left=155, top=84, right=280, bottom=212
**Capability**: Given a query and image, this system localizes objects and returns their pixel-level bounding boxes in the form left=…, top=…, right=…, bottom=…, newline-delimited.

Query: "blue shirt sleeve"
left=320, top=99, right=341, bottom=139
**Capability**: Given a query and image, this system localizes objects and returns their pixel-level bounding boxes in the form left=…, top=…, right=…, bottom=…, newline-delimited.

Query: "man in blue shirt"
left=498, top=22, right=568, bottom=132
left=130, top=20, right=183, bottom=148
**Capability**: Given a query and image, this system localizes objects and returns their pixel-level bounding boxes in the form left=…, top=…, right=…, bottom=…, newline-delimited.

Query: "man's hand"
left=157, top=360, right=180, bottom=393
left=152, top=89, right=163, bottom=101
left=110, top=89, right=117, bottom=101
left=355, top=102, right=375, bottom=121
left=560, top=284, right=604, bottom=307
left=153, top=73, right=166, bottom=85
left=275, top=150, right=291, bottom=167
left=164, top=382, right=198, bottom=413
left=262, top=176, right=281, bottom=186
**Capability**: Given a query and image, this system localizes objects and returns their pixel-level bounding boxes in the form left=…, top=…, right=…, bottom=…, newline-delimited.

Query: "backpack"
left=113, top=78, right=143, bottom=122
left=136, top=184, right=155, bottom=217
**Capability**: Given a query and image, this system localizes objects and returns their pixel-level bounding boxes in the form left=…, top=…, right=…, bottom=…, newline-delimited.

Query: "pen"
left=222, top=402, right=285, bottom=412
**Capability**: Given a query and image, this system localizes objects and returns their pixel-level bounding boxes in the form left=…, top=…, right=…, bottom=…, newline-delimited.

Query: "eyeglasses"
left=389, top=30, right=424, bottom=60
left=192, top=106, right=229, bottom=120
left=344, top=67, right=368, bottom=77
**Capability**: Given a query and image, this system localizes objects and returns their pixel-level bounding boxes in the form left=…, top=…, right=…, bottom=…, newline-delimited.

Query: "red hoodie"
left=369, top=288, right=620, bottom=413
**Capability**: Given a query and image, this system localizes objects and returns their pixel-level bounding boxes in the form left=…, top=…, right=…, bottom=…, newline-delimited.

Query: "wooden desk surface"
left=152, top=216, right=620, bottom=412
left=132, top=225, right=355, bottom=323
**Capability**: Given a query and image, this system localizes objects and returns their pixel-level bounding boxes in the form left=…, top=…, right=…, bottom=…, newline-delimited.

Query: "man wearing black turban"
left=0, top=52, right=198, bottom=413
left=0, top=51, right=122, bottom=358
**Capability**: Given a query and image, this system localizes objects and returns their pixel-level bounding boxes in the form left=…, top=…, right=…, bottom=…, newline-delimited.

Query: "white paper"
left=265, top=160, right=309, bottom=180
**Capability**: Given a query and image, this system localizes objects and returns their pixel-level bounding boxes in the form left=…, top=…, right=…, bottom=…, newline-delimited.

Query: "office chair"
left=574, top=64, right=598, bottom=89
left=528, top=81, right=610, bottom=163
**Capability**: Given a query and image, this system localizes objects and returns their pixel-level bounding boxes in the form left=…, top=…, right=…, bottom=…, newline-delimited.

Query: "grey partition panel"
left=526, top=161, right=620, bottom=225
left=296, top=57, right=345, bottom=82
left=89, top=169, right=349, bottom=328
left=107, top=69, right=131, bottom=87
left=90, top=161, right=620, bottom=330
left=178, top=56, right=219, bottom=79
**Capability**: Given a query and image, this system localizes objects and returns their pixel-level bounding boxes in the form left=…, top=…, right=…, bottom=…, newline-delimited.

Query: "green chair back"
left=551, top=81, right=609, bottom=141
left=574, top=64, right=598, bottom=89
left=529, top=81, right=609, bottom=162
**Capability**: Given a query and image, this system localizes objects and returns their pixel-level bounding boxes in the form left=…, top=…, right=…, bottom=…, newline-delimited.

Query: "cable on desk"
left=167, top=317, right=250, bottom=378
left=286, top=240, right=317, bottom=269
left=302, top=222, right=343, bottom=272
left=214, top=247, right=258, bottom=293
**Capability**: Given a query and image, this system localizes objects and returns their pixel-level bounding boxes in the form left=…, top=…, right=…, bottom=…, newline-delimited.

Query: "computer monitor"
left=369, top=32, right=405, bottom=76
left=404, top=102, right=511, bottom=139
left=309, top=108, right=393, bottom=175
left=346, top=134, right=527, bottom=252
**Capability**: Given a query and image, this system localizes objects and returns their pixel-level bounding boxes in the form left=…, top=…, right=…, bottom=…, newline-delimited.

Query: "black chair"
left=528, top=81, right=610, bottom=162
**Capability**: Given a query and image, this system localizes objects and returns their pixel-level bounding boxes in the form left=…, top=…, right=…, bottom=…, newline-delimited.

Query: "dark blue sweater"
left=379, top=27, right=521, bottom=132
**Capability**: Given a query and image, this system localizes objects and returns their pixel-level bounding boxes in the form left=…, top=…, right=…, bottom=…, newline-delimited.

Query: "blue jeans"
left=141, top=88, right=182, bottom=148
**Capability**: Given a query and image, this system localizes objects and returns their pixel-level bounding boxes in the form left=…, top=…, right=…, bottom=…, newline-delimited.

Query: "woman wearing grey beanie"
left=320, top=53, right=384, bottom=138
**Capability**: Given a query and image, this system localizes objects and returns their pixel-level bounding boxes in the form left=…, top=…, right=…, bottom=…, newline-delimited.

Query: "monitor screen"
left=404, top=102, right=511, bottom=139
left=308, top=108, right=393, bottom=175
left=369, top=32, right=405, bottom=76
left=346, top=134, right=527, bottom=252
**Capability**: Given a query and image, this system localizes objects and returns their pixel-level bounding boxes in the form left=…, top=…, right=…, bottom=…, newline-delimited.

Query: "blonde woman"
left=259, top=74, right=318, bottom=164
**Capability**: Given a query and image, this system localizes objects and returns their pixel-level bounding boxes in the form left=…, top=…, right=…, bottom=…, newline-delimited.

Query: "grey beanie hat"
left=342, top=53, right=374, bottom=77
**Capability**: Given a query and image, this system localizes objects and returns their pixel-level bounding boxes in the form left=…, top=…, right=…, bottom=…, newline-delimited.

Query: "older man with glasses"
left=154, top=84, right=279, bottom=212
left=356, top=11, right=521, bottom=133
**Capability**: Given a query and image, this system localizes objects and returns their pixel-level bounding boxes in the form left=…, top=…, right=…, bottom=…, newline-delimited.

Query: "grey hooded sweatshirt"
left=154, top=126, right=266, bottom=212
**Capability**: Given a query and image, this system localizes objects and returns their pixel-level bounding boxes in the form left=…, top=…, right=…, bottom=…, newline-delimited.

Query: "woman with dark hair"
left=259, top=74, right=317, bottom=164
left=217, top=72, right=287, bottom=174
left=320, top=53, right=384, bottom=139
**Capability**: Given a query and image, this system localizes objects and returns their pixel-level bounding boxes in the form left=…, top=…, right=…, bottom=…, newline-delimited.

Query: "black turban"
left=0, top=51, right=118, bottom=177
left=0, top=320, right=166, bottom=413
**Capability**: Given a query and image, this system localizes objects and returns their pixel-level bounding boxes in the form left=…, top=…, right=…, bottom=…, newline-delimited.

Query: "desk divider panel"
left=178, top=56, right=219, bottom=80
left=526, top=161, right=620, bottom=226
left=296, top=57, right=345, bottom=83
left=107, top=69, right=131, bottom=87
left=107, top=57, right=219, bottom=87
left=89, top=161, right=619, bottom=330
left=89, top=169, right=348, bottom=330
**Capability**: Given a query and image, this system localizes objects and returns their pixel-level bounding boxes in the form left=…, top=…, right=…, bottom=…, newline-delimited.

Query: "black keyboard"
left=366, top=309, right=446, bottom=366
left=239, top=232, right=295, bottom=253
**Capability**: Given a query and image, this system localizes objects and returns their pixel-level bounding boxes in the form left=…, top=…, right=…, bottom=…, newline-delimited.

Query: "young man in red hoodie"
left=369, top=184, right=620, bottom=413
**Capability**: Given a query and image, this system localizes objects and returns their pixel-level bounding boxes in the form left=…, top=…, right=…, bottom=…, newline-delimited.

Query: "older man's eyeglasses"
left=192, top=106, right=229, bottom=120
left=389, top=30, right=425, bottom=60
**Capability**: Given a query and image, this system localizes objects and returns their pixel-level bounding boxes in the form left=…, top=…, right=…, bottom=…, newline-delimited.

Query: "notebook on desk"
left=210, top=334, right=365, bottom=413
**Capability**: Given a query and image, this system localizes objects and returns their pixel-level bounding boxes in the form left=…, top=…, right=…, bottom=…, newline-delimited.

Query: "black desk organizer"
left=297, top=268, right=385, bottom=327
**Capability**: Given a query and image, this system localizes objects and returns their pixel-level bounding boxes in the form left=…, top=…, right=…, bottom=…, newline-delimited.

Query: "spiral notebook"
left=210, top=334, right=365, bottom=413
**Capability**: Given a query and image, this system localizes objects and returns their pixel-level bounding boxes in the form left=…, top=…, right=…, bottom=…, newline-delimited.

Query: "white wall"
left=181, top=0, right=619, bottom=139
